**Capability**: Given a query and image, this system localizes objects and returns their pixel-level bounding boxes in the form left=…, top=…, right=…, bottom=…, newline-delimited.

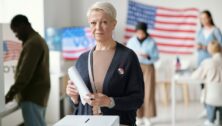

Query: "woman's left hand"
left=84, top=93, right=111, bottom=107
left=140, top=53, right=149, bottom=58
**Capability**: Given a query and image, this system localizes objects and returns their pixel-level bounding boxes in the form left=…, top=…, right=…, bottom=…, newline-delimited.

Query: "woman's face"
left=136, top=30, right=147, bottom=40
left=200, top=13, right=211, bottom=27
left=88, top=10, right=116, bottom=42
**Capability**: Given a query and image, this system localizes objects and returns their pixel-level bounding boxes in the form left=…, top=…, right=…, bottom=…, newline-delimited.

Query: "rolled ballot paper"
left=68, top=66, right=90, bottom=105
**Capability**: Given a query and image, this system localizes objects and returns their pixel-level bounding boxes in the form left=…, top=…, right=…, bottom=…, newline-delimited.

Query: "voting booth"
left=0, top=24, right=4, bottom=114
left=54, top=115, right=119, bottom=126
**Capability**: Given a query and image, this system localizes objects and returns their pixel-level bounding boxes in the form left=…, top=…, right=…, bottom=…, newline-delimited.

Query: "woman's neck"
left=95, top=40, right=116, bottom=50
left=204, top=25, right=214, bottom=30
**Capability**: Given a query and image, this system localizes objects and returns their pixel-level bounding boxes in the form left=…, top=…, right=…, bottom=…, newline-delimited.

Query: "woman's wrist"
left=71, top=97, right=79, bottom=104
left=107, top=97, right=115, bottom=108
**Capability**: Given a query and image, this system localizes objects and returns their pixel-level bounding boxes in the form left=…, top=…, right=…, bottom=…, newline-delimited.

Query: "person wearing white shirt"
left=192, top=40, right=222, bottom=126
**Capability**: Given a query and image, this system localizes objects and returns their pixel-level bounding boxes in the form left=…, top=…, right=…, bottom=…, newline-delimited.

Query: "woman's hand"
left=197, top=44, right=207, bottom=50
left=140, top=53, right=149, bottom=58
left=136, top=52, right=149, bottom=58
left=197, top=43, right=202, bottom=49
left=84, top=93, right=111, bottom=107
left=84, top=93, right=111, bottom=115
left=66, top=80, right=79, bottom=104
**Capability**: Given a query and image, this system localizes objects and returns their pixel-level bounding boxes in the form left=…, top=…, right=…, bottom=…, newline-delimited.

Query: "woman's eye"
left=90, top=22, right=96, bottom=25
left=102, top=21, right=108, bottom=24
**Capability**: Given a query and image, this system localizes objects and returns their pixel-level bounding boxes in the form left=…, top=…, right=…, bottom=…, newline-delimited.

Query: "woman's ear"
left=111, top=20, right=117, bottom=29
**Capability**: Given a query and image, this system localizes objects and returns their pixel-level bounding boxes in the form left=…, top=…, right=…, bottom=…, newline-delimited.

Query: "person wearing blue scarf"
left=127, top=22, right=159, bottom=126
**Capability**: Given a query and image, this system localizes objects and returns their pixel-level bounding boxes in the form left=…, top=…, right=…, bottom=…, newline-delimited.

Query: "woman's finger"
left=84, top=98, right=92, bottom=105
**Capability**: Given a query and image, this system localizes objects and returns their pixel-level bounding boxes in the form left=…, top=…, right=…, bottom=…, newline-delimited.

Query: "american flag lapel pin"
left=118, top=68, right=124, bottom=75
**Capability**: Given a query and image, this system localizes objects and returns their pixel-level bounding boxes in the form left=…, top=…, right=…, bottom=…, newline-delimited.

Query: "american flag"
left=124, top=0, right=199, bottom=54
left=3, top=40, right=22, bottom=62
left=62, top=27, right=95, bottom=60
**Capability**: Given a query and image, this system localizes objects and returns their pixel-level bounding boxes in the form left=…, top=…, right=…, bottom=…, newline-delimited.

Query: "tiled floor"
left=139, top=101, right=206, bottom=126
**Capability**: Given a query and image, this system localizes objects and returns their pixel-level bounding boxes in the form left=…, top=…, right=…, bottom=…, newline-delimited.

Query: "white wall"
left=0, top=0, right=45, bottom=36
left=44, top=0, right=91, bottom=28
left=44, top=0, right=73, bottom=28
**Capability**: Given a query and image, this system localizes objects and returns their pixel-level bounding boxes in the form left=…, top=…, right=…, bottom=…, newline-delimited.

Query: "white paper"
left=68, top=66, right=90, bottom=105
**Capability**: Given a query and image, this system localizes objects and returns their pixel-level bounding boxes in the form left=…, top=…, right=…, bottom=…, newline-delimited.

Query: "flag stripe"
left=155, top=38, right=194, bottom=45
left=156, top=14, right=198, bottom=18
left=3, top=40, right=22, bottom=62
left=154, top=28, right=195, bottom=33
left=157, top=43, right=194, bottom=48
left=125, top=27, right=196, bottom=33
left=63, top=57, right=79, bottom=60
left=158, top=46, right=194, bottom=52
left=124, top=0, right=199, bottom=55
left=156, top=21, right=196, bottom=26
left=125, top=30, right=195, bottom=39
left=158, top=6, right=198, bottom=12
left=154, top=23, right=197, bottom=30
left=62, top=27, right=95, bottom=60
left=156, top=17, right=198, bottom=23
left=63, top=48, right=89, bottom=53
left=157, top=9, right=199, bottom=15
left=150, top=30, right=195, bottom=37
left=159, top=50, right=193, bottom=54
left=150, top=34, right=195, bottom=40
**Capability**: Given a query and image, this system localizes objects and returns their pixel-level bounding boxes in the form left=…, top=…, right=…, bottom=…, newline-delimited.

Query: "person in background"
left=66, top=2, right=144, bottom=126
left=196, top=10, right=222, bottom=67
left=5, top=15, right=50, bottom=126
left=196, top=10, right=222, bottom=118
left=192, top=41, right=222, bottom=126
left=126, top=22, right=159, bottom=126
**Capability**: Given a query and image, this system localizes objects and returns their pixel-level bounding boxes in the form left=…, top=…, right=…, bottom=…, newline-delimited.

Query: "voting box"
left=54, top=115, right=119, bottom=126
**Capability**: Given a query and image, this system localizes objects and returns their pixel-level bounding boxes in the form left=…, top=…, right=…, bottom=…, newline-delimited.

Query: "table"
left=171, top=71, right=202, bottom=126
left=0, top=101, right=19, bottom=126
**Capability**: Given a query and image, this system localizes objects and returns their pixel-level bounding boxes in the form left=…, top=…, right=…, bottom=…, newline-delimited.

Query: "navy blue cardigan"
left=71, top=42, right=144, bottom=125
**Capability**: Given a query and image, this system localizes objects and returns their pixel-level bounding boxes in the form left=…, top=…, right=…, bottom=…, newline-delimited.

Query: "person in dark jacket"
left=66, top=2, right=144, bottom=126
left=5, top=14, right=50, bottom=126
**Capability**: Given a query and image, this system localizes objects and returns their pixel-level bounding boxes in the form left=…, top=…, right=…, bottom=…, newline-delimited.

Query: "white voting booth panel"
left=54, top=115, right=119, bottom=126
left=0, top=24, right=4, bottom=113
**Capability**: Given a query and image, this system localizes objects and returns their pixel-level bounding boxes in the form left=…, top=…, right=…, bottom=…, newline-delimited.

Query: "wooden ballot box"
left=54, top=115, right=119, bottom=126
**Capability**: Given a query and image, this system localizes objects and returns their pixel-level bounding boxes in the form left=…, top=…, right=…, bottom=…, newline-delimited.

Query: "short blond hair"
left=208, top=40, right=221, bottom=54
left=87, top=2, right=116, bottom=21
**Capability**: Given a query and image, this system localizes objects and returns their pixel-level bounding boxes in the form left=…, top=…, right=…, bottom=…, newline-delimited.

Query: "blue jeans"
left=206, top=104, right=222, bottom=124
left=20, top=102, right=46, bottom=126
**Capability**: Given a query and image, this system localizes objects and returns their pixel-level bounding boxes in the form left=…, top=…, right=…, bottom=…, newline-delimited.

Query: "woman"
left=196, top=10, right=222, bottom=118
left=192, top=41, right=222, bottom=125
left=66, top=2, right=144, bottom=126
left=196, top=10, right=222, bottom=66
left=126, top=22, right=159, bottom=126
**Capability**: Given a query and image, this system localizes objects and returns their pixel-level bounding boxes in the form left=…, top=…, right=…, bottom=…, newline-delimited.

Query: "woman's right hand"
left=66, top=80, right=79, bottom=104
left=197, top=43, right=207, bottom=50
left=197, top=43, right=203, bottom=49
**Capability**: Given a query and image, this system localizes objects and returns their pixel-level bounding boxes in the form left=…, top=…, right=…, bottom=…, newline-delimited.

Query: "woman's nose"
left=96, top=23, right=101, bottom=29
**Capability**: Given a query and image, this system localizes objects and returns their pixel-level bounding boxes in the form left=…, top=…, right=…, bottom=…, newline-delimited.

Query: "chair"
left=155, top=58, right=191, bottom=107
left=155, top=59, right=176, bottom=106
left=204, top=83, right=222, bottom=106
